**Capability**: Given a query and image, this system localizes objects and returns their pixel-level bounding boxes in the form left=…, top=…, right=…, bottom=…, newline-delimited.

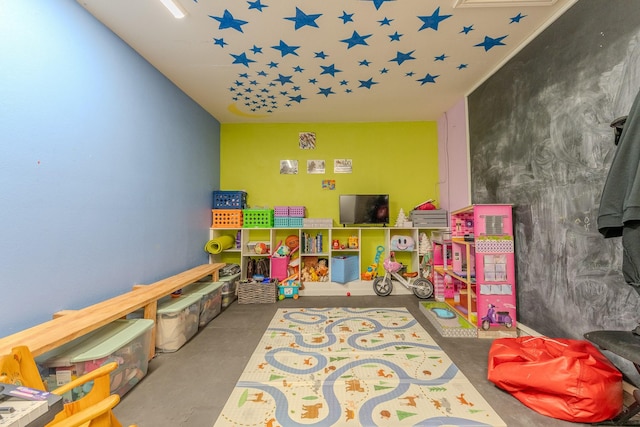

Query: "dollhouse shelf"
left=432, top=205, right=517, bottom=338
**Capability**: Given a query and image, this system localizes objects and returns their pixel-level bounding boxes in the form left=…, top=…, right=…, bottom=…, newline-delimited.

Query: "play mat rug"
left=213, top=307, right=505, bottom=427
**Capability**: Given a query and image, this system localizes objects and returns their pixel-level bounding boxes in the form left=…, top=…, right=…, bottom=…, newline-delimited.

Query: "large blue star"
left=285, top=7, right=322, bottom=30
left=340, top=31, right=372, bottom=49
left=358, top=78, right=378, bottom=89
left=271, top=40, right=301, bottom=57
left=247, top=0, right=267, bottom=12
left=390, top=50, right=416, bottom=65
left=274, top=74, right=294, bottom=85
left=363, top=0, right=395, bottom=11
left=475, top=35, right=507, bottom=51
left=418, top=7, right=452, bottom=31
left=320, top=64, right=342, bottom=77
left=417, top=73, right=439, bottom=85
left=210, top=10, right=248, bottom=33
left=230, top=52, right=255, bottom=67
left=318, top=87, right=335, bottom=97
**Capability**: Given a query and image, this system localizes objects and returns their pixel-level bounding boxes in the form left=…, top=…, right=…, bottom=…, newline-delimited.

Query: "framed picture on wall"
left=322, top=179, right=335, bottom=190
left=334, top=159, right=352, bottom=173
left=299, top=132, right=316, bottom=149
left=280, top=160, right=298, bottom=174
left=307, top=160, right=325, bottom=174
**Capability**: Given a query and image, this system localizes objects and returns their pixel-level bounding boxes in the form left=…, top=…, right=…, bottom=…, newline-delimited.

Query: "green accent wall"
left=220, top=122, right=438, bottom=224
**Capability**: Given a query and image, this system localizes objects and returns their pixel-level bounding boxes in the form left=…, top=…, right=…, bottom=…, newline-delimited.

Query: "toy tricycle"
left=373, top=252, right=434, bottom=299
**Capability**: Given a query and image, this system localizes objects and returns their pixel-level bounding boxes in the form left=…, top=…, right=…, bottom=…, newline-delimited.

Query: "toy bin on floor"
left=182, top=281, right=224, bottom=328
left=155, top=294, right=201, bottom=353
left=270, top=256, right=290, bottom=281
left=219, top=273, right=240, bottom=309
left=38, top=318, right=153, bottom=401
left=331, top=255, right=359, bottom=284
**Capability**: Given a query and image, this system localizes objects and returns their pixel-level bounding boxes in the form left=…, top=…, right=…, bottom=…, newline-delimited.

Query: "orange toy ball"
left=285, top=234, right=299, bottom=250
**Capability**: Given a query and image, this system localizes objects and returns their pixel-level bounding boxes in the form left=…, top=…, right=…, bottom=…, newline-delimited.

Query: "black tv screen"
left=339, top=194, right=389, bottom=226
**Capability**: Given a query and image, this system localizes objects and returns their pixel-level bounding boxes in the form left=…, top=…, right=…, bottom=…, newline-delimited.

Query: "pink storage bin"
left=271, top=257, right=291, bottom=280
left=274, top=206, right=289, bottom=217
left=289, top=206, right=306, bottom=217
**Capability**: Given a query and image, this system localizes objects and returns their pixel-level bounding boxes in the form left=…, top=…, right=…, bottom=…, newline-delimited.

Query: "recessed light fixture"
left=159, top=0, right=187, bottom=19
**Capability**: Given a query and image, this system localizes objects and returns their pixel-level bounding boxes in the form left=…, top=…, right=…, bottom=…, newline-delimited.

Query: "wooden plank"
left=0, top=263, right=224, bottom=357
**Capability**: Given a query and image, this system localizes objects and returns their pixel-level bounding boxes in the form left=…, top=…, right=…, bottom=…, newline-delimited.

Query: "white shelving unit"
left=209, top=226, right=446, bottom=296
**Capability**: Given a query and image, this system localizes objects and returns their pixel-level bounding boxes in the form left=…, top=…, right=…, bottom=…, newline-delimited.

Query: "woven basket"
left=237, top=281, right=278, bottom=304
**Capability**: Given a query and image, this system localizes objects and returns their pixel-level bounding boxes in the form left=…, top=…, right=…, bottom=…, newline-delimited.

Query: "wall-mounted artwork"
left=279, top=160, right=298, bottom=175
left=322, top=180, right=335, bottom=190
left=334, top=159, right=352, bottom=173
left=307, top=160, right=325, bottom=174
left=299, top=132, right=316, bottom=149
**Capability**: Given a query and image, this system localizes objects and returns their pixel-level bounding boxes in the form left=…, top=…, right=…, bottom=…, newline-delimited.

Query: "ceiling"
left=77, top=0, right=576, bottom=123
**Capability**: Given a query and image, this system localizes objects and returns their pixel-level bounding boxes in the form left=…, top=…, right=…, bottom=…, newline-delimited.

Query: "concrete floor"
left=113, top=295, right=589, bottom=427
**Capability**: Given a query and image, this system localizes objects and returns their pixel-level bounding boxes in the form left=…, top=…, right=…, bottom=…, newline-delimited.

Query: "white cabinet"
left=209, top=226, right=444, bottom=296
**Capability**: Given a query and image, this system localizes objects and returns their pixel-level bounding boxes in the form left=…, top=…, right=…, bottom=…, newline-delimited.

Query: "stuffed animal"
left=390, top=235, right=415, bottom=251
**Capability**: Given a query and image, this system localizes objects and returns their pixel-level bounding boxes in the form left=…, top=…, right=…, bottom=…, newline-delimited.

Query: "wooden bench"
left=0, top=263, right=225, bottom=360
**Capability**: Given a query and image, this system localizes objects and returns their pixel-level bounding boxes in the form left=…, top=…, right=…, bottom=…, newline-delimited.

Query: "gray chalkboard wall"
left=468, top=0, right=640, bottom=371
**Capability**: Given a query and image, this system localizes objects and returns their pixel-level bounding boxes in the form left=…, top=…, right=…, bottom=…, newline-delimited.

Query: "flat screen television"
left=339, top=194, right=389, bottom=226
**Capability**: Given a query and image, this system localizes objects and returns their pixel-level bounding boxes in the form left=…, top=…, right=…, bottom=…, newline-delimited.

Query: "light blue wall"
left=0, top=1, right=221, bottom=336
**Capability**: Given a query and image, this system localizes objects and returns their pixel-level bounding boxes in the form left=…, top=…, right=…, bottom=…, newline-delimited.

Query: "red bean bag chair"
left=488, top=336, right=623, bottom=423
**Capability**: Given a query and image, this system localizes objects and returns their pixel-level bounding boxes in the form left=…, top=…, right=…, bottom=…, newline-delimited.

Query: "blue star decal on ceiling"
left=434, top=54, right=447, bottom=61
left=274, top=74, right=294, bottom=85
left=293, top=66, right=304, bottom=72
left=359, top=59, right=371, bottom=66
left=320, top=64, right=342, bottom=77
left=363, top=0, right=395, bottom=11
left=418, top=7, right=452, bottom=31
left=247, top=0, right=267, bottom=12
left=318, top=87, right=335, bottom=97
left=380, top=68, right=389, bottom=74
left=461, top=25, right=473, bottom=34
left=339, top=12, right=354, bottom=24
left=250, top=45, right=262, bottom=54
left=510, top=13, right=526, bottom=23
left=378, top=17, right=393, bottom=26
left=475, top=35, right=507, bottom=51
left=315, top=51, right=329, bottom=59
left=210, top=10, right=248, bottom=33
left=358, top=78, right=378, bottom=89
left=340, top=31, right=372, bottom=49
left=458, top=64, right=468, bottom=70
left=271, top=40, right=301, bottom=57
left=285, top=7, right=322, bottom=30
left=213, top=38, right=227, bottom=47
left=390, top=50, right=415, bottom=66
left=230, top=52, right=255, bottom=67
left=289, top=94, right=306, bottom=103
left=267, top=61, right=278, bottom=68
left=389, top=31, right=402, bottom=42
left=417, top=73, right=439, bottom=85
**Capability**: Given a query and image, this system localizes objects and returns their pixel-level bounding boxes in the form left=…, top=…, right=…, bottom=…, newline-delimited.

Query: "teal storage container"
left=155, top=293, right=201, bottom=353
left=219, top=273, right=240, bottom=309
left=182, top=281, right=224, bottom=327
left=39, top=318, right=153, bottom=400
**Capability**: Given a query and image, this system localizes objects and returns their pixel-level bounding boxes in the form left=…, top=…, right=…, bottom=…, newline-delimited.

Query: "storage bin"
left=39, top=319, right=153, bottom=400
left=288, top=217, right=304, bottom=227
left=270, top=256, right=290, bottom=280
left=156, top=294, right=201, bottom=353
left=332, top=256, right=359, bottom=283
left=274, top=206, right=289, bottom=216
left=237, top=280, right=278, bottom=304
left=219, top=273, right=240, bottom=308
left=410, top=209, right=448, bottom=227
left=212, top=209, right=243, bottom=228
left=288, top=206, right=306, bottom=217
left=274, top=217, right=289, bottom=228
left=182, top=281, right=224, bottom=327
left=213, top=191, right=247, bottom=209
left=242, top=209, right=274, bottom=228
